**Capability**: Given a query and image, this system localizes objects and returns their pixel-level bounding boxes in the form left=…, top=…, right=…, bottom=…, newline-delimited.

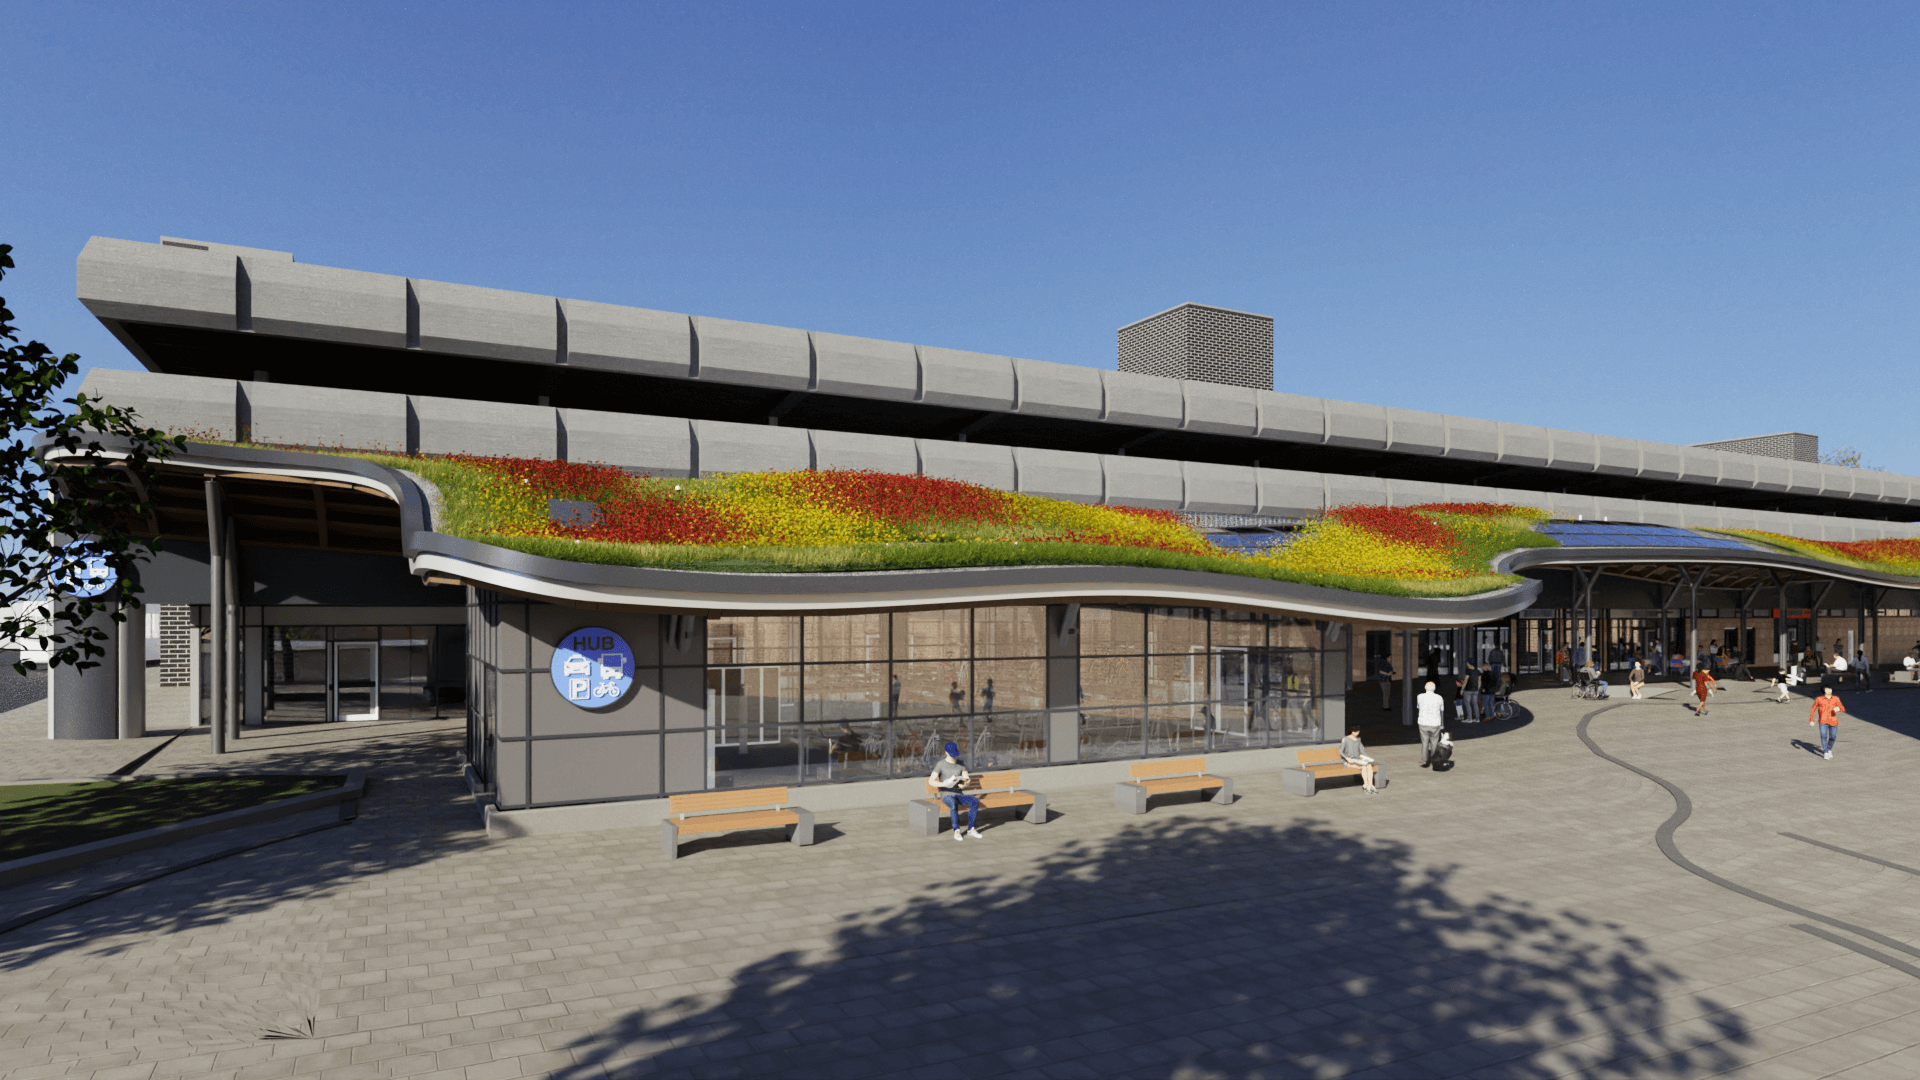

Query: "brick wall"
left=158, top=603, right=194, bottom=686
left=1118, top=303, right=1274, bottom=391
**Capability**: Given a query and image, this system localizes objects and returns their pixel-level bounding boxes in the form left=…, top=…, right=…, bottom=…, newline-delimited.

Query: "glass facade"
left=263, top=623, right=465, bottom=723
left=704, top=604, right=1348, bottom=791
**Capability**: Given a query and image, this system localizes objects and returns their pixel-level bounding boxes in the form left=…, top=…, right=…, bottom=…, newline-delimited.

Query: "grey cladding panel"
left=1323, top=401, right=1388, bottom=450
left=412, top=278, right=555, bottom=365
left=811, top=331, right=917, bottom=401
left=918, top=440, right=1014, bottom=491
left=533, top=735, right=661, bottom=804
left=1324, top=474, right=1390, bottom=508
left=246, top=260, right=407, bottom=349
left=79, top=369, right=237, bottom=441
left=1751, top=457, right=1791, bottom=493
left=1593, top=435, right=1642, bottom=477
left=1255, top=391, right=1324, bottom=444
left=1784, top=464, right=1822, bottom=497
left=1676, top=448, right=1720, bottom=486
left=810, top=430, right=918, bottom=474
left=534, top=673, right=661, bottom=737
left=1182, top=382, right=1255, bottom=437
left=1386, top=478, right=1449, bottom=507
left=1101, top=455, right=1183, bottom=510
left=1257, top=469, right=1323, bottom=516
left=1013, top=359, right=1102, bottom=422
left=1384, top=407, right=1445, bottom=456
left=562, top=299, right=691, bottom=378
left=691, top=419, right=811, bottom=475
left=1715, top=452, right=1757, bottom=489
left=1014, top=447, right=1102, bottom=503
left=1548, top=431, right=1598, bottom=472
left=77, top=237, right=234, bottom=331
left=413, top=398, right=557, bottom=459
left=1817, top=466, right=1858, bottom=499
left=919, top=347, right=1015, bottom=412
left=561, top=410, right=692, bottom=476
left=1100, top=370, right=1184, bottom=429
left=1182, top=462, right=1256, bottom=515
left=1637, top=441, right=1680, bottom=482
left=244, top=381, right=406, bottom=451
left=1498, top=424, right=1551, bottom=468
left=692, top=315, right=810, bottom=392
left=1444, top=417, right=1500, bottom=462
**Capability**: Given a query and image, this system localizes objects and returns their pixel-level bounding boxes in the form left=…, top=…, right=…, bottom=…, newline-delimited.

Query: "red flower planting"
left=1326, top=505, right=1454, bottom=550
left=1410, top=502, right=1539, bottom=518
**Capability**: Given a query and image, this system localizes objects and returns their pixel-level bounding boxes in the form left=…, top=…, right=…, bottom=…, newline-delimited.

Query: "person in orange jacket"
left=1809, top=686, right=1845, bottom=759
left=1691, top=665, right=1718, bottom=715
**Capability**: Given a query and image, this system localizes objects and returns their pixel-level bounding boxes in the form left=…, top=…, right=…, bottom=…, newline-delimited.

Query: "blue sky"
left=6, top=2, right=1916, bottom=471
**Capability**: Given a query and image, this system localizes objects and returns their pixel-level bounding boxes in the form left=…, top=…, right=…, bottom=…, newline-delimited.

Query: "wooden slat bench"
left=1280, top=746, right=1386, bottom=797
left=1114, top=757, right=1232, bottom=814
left=908, top=771, right=1048, bottom=836
left=661, top=786, right=814, bottom=859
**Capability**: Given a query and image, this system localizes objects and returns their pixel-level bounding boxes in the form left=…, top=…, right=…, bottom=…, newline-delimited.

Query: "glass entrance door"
left=331, top=641, right=379, bottom=721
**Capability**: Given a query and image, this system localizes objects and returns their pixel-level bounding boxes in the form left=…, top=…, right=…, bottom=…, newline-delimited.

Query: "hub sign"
left=550, top=627, right=636, bottom=709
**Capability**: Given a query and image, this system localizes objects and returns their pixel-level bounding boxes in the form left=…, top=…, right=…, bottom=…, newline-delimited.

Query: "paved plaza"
left=4, top=679, right=1920, bottom=1079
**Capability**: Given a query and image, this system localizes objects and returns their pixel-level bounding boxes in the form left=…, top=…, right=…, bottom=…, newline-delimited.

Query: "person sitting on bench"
left=929, top=742, right=983, bottom=841
left=1339, top=729, right=1380, bottom=794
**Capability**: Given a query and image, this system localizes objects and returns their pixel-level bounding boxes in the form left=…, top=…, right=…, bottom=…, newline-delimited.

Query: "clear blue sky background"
left=6, top=2, right=1916, bottom=472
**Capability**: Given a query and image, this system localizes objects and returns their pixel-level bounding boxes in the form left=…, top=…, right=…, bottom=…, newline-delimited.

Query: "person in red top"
left=1691, top=666, right=1718, bottom=716
left=1809, top=686, right=1845, bottom=759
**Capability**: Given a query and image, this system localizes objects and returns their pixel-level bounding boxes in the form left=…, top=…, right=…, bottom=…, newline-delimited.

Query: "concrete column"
left=224, top=519, right=239, bottom=742
left=244, top=622, right=264, bottom=726
left=118, top=606, right=145, bottom=739
left=50, top=604, right=118, bottom=740
left=1400, top=629, right=1414, bottom=727
left=1045, top=604, right=1080, bottom=764
left=206, top=480, right=226, bottom=754
left=186, top=622, right=202, bottom=727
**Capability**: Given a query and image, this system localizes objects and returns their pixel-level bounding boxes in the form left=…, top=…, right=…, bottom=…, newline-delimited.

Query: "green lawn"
left=0, top=775, right=344, bottom=863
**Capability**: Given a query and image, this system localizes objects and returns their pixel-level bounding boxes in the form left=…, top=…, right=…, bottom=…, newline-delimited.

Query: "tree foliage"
left=1819, top=444, right=1883, bottom=471
left=1, top=243, right=183, bottom=674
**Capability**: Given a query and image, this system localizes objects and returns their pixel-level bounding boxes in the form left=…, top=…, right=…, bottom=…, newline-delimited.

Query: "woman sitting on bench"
left=1339, top=729, right=1380, bottom=795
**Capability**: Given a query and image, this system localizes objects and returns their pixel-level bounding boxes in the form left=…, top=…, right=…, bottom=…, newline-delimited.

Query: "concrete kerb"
left=0, top=769, right=365, bottom=887
left=479, top=743, right=1334, bottom=839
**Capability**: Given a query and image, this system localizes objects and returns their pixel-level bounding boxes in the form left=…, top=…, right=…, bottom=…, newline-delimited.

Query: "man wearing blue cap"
left=930, top=742, right=983, bottom=841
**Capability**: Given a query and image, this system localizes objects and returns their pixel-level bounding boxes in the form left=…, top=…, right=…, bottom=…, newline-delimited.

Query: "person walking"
left=1477, top=665, right=1497, bottom=721
left=1628, top=660, right=1645, bottom=700
left=1854, top=649, right=1872, bottom=692
left=1375, top=656, right=1395, bottom=711
left=1462, top=663, right=1483, bottom=722
left=1416, top=680, right=1446, bottom=767
left=1809, top=686, right=1845, bottom=759
left=1691, top=665, right=1717, bottom=716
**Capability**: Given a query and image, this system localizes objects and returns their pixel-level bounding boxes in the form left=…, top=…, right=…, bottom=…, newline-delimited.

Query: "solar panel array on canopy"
left=1537, top=523, right=1756, bottom=549
left=1201, top=530, right=1293, bottom=553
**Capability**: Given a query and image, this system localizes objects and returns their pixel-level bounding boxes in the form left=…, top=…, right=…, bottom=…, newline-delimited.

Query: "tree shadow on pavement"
left=0, top=722, right=486, bottom=975
left=553, top=817, right=1752, bottom=1078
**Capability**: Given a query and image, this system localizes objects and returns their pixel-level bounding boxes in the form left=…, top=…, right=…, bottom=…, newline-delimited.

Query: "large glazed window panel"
left=805, top=613, right=889, bottom=664
left=893, top=659, right=972, bottom=718
left=1210, top=611, right=1266, bottom=650
left=973, top=709, right=1047, bottom=771
left=708, top=615, right=801, bottom=666
left=1270, top=619, right=1319, bottom=650
left=893, top=609, right=969, bottom=662
left=1079, top=706, right=1146, bottom=761
left=801, top=720, right=892, bottom=784
left=712, top=721, right=800, bottom=791
left=973, top=659, right=1045, bottom=715
left=1079, top=606, right=1144, bottom=656
left=1147, top=651, right=1207, bottom=707
left=806, top=661, right=888, bottom=723
left=891, top=715, right=973, bottom=777
left=708, top=665, right=797, bottom=748
left=1080, top=656, right=1145, bottom=709
left=975, top=606, right=1046, bottom=659
left=1148, top=608, right=1208, bottom=656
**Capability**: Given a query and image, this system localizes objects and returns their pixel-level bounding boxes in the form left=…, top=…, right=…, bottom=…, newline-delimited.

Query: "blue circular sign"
left=64, top=553, right=117, bottom=598
left=550, top=627, right=636, bottom=709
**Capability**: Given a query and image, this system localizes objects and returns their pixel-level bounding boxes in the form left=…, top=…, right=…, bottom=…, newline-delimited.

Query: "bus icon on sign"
left=598, top=655, right=623, bottom=680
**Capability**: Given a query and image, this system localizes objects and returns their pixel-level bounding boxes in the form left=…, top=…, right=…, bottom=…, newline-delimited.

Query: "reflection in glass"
left=708, top=615, right=801, bottom=666
left=804, top=613, right=888, bottom=664
left=1080, top=706, right=1145, bottom=761
left=974, top=606, right=1045, bottom=658
left=266, top=628, right=327, bottom=722
left=893, top=609, right=968, bottom=661
left=1079, top=605, right=1144, bottom=656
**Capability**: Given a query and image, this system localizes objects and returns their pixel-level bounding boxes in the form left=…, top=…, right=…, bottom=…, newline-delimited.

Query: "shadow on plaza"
left=0, top=721, right=484, bottom=974
left=555, top=817, right=1752, bottom=1078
